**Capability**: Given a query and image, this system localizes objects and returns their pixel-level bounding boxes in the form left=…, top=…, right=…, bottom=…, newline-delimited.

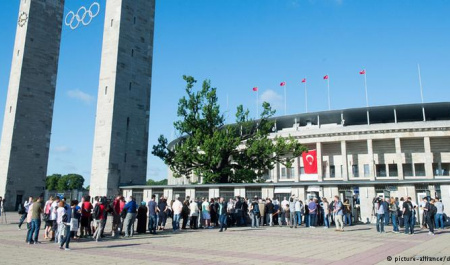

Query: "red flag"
left=301, top=78, right=306, bottom=83
left=359, top=70, right=366, bottom=75
left=253, top=87, right=258, bottom=91
left=323, top=75, right=329, bottom=80
left=302, top=150, right=317, bottom=174
left=280, top=81, right=286, bottom=86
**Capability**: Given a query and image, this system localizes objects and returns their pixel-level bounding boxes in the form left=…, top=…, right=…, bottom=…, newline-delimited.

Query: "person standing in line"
left=49, top=197, right=60, bottom=241
left=250, top=197, right=260, bottom=228
left=172, top=197, right=183, bottom=232
left=18, top=196, right=32, bottom=230
left=92, top=197, right=106, bottom=242
left=201, top=198, right=211, bottom=229
left=27, top=197, right=43, bottom=244
left=422, top=197, right=436, bottom=235
left=343, top=199, right=352, bottom=226
left=434, top=198, right=445, bottom=230
left=258, top=199, right=266, bottom=226
left=147, top=195, right=158, bottom=234
left=56, top=201, right=67, bottom=244
left=375, top=197, right=386, bottom=234
left=189, top=199, right=199, bottom=229
left=157, top=197, right=168, bottom=231
left=59, top=201, right=75, bottom=250
left=402, top=197, right=414, bottom=235
left=322, top=198, right=330, bottom=229
left=308, top=198, right=317, bottom=228
left=25, top=200, right=34, bottom=243
left=383, top=197, right=390, bottom=226
left=389, top=197, right=399, bottom=233
left=218, top=197, right=228, bottom=232
left=123, top=196, right=137, bottom=237
left=111, top=195, right=122, bottom=238
left=136, top=201, right=148, bottom=234
left=272, top=198, right=280, bottom=226
left=181, top=199, right=190, bottom=230
left=43, top=196, right=54, bottom=239
left=265, top=199, right=274, bottom=227
left=289, top=196, right=297, bottom=228
left=333, top=196, right=344, bottom=232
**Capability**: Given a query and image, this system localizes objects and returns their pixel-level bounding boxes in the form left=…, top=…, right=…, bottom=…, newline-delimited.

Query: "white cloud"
left=67, top=89, right=94, bottom=104
left=52, top=145, right=71, bottom=153
left=260, top=89, right=284, bottom=111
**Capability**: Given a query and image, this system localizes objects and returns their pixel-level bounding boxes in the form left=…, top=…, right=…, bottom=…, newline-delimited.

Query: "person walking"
left=18, top=196, right=32, bottom=230
left=333, top=196, right=344, bottom=232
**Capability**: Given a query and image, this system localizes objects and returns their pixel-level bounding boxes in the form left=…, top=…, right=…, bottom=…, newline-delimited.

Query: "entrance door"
left=15, top=194, right=23, bottom=211
left=417, top=192, right=427, bottom=226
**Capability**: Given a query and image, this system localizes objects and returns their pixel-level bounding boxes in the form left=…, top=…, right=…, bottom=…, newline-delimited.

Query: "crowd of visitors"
left=10, top=193, right=448, bottom=250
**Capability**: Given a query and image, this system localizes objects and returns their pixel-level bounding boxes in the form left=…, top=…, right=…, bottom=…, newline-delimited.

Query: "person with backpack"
left=18, top=196, right=32, bottom=230
left=389, top=197, right=399, bottom=233
left=92, top=197, right=106, bottom=242
left=59, top=201, right=75, bottom=250
left=79, top=196, right=93, bottom=238
left=250, top=197, right=260, bottom=228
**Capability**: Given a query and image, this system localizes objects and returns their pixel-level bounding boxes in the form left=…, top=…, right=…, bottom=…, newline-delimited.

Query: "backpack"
left=253, top=203, right=260, bottom=213
left=18, top=203, right=25, bottom=215
left=429, top=204, right=437, bottom=216
left=93, top=204, right=101, bottom=219
left=62, top=206, right=69, bottom=223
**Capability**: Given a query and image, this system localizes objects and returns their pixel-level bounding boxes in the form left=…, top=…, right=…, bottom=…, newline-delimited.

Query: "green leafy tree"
left=65, top=174, right=85, bottom=190
left=152, top=76, right=307, bottom=183
left=146, top=179, right=168, bottom=186
left=46, top=174, right=61, bottom=190
left=56, top=175, right=69, bottom=191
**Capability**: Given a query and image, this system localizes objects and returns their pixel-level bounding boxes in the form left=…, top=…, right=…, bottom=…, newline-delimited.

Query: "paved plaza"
left=0, top=213, right=449, bottom=265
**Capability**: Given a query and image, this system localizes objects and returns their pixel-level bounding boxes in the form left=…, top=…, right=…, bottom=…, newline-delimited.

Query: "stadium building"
left=121, top=102, right=450, bottom=223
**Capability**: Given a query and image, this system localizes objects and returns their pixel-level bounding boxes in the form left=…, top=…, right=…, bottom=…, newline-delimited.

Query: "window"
left=376, top=164, right=386, bottom=177
left=352, top=165, right=359, bottom=178
left=388, top=164, right=398, bottom=177
left=281, top=168, right=286, bottom=178
left=403, top=163, right=413, bottom=176
left=330, top=165, right=335, bottom=178
left=111, top=19, right=114, bottom=27
left=299, top=167, right=305, bottom=175
left=288, top=167, right=294, bottom=179
left=105, top=86, right=108, bottom=95
left=323, top=166, right=328, bottom=178
left=414, top=163, right=425, bottom=176
left=442, top=163, right=450, bottom=176
left=364, top=164, right=370, bottom=177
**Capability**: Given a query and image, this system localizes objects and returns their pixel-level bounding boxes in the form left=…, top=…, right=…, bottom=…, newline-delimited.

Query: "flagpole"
left=256, top=89, right=259, bottom=118
left=417, top=63, right=424, bottom=104
left=284, top=84, right=287, bottom=115
left=327, top=77, right=330, bottom=110
left=364, top=69, right=368, bottom=107
left=304, top=79, right=308, bottom=113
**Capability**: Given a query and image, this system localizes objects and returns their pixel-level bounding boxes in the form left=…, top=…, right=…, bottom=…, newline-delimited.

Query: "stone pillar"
left=234, top=187, right=245, bottom=198
left=424, top=137, right=433, bottom=179
left=395, top=138, right=404, bottom=180
left=143, top=188, right=152, bottom=203
left=359, top=186, right=376, bottom=224
left=440, top=185, right=450, bottom=216
left=262, top=187, right=274, bottom=199
left=341, top=141, right=348, bottom=181
left=317, top=142, right=323, bottom=182
left=163, top=188, right=173, bottom=200
left=367, top=139, right=375, bottom=181
left=185, top=188, right=196, bottom=200
left=209, top=188, right=219, bottom=199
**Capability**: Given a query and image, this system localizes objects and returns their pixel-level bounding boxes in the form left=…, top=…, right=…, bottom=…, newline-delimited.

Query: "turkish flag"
left=301, top=78, right=306, bottom=83
left=253, top=87, right=258, bottom=91
left=302, top=150, right=318, bottom=174
left=359, top=70, right=366, bottom=75
left=280, top=81, right=286, bottom=86
left=323, top=75, right=329, bottom=80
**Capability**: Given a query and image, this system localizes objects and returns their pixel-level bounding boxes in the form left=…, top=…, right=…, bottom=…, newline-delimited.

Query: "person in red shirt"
left=80, top=196, right=93, bottom=238
left=112, top=195, right=122, bottom=238
left=92, top=197, right=106, bottom=242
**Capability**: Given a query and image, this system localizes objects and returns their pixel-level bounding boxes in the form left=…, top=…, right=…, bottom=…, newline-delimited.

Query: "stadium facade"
left=121, top=102, right=450, bottom=223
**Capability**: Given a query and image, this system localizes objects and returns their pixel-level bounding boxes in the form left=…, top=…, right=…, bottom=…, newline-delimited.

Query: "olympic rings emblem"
left=65, top=2, right=100, bottom=30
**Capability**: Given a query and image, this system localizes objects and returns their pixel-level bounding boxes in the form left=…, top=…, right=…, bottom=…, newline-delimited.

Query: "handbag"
left=42, top=213, right=49, bottom=222
left=70, top=218, right=79, bottom=232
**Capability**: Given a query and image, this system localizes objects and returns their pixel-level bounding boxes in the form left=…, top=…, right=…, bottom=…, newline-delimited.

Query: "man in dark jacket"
left=265, top=199, right=274, bottom=226
left=218, top=197, right=228, bottom=232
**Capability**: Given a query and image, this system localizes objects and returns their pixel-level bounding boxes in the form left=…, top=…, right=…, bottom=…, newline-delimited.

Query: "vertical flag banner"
left=302, top=78, right=307, bottom=113
left=253, top=87, right=259, bottom=118
left=324, top=75, right=330, bottom=110
left=302, top=150, right=318, bottom=174
left=280, top=81, right=287, bottom=115
left=360, top=69, right=368, bottom=107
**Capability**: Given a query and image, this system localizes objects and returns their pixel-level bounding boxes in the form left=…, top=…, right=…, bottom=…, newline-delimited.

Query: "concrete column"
left=234, top=188, right=245, bottom=197
left=395, top=138, right=404, bottom=180
left=163, top=188, right=173, bottom=200
left=440, top=185, right=450, bottom=216
left=367, top=139, right=375, bottom=181
left=341, top=141, right=348, bottom=181
left=272, top=164, right=279, bottom=183
left=294, top=157, right=300, bottom=182
left=317, top=142, right=323, bottom=182
left=143, top=189, right=152, bottom=202
left=262, top=187, right=274, bottom=199
left=424, top=137, right=433, bottom=179
left=185, top=188, right=196, bottom=200
left=359, top=186, right=376, bottom=224
left=122, top=189, right=133, bottom=199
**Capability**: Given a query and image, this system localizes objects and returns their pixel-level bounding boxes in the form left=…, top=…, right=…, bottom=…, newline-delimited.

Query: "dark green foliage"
left=46, top=173, right=85, bottom=191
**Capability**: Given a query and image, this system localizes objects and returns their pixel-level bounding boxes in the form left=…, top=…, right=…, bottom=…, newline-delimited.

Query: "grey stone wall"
left=0, top=0, right=64, bottom=210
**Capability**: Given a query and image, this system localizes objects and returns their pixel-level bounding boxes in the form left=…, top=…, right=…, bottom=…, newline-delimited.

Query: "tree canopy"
left=152, top=76, right=307, bottom=184
left=46, top=174, right=85, bottom=191
left=146, top=179, right=168, bottom=186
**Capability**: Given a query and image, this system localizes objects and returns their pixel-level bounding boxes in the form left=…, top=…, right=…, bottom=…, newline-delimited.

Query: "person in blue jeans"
left=375, top=198, right=385, bottom=233
left=218, top=197, right=228, bottom=232
left=27, top=197, right=43, bottom=244
left=434, top=199, right=445, bottom=230
left=389, top=198, right=399, bottom=233
left=402, top=197, right=415, bottom=234
left=147, top=195, right=158, bottom=234
left=60, top=201, right=75, bottom=250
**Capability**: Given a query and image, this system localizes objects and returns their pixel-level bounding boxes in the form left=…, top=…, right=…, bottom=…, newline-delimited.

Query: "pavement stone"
left=0, top=213, right=449, bottom=265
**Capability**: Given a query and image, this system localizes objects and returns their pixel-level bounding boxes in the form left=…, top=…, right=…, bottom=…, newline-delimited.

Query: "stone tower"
left=0, top=0, right=65, bottom=210
left=90, top=0, right=155, bottom=197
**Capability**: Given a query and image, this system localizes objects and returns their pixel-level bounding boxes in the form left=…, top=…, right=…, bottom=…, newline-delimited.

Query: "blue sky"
left=0, top=0, right=449, bottom=185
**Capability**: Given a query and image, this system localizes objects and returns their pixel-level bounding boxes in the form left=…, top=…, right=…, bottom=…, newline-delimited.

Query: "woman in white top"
left=56, top=201, right=66, bottom=244
left=189, top=200, right=199, bottom=229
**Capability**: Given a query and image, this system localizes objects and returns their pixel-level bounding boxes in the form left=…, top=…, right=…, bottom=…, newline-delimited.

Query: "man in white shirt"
left=172, top=197, right=183, bottom=232
left=18, top=196, right=33, bottom=230
left=49, top=197, right=60, bottom=241
left=434, top=199, right=445, bottom=230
